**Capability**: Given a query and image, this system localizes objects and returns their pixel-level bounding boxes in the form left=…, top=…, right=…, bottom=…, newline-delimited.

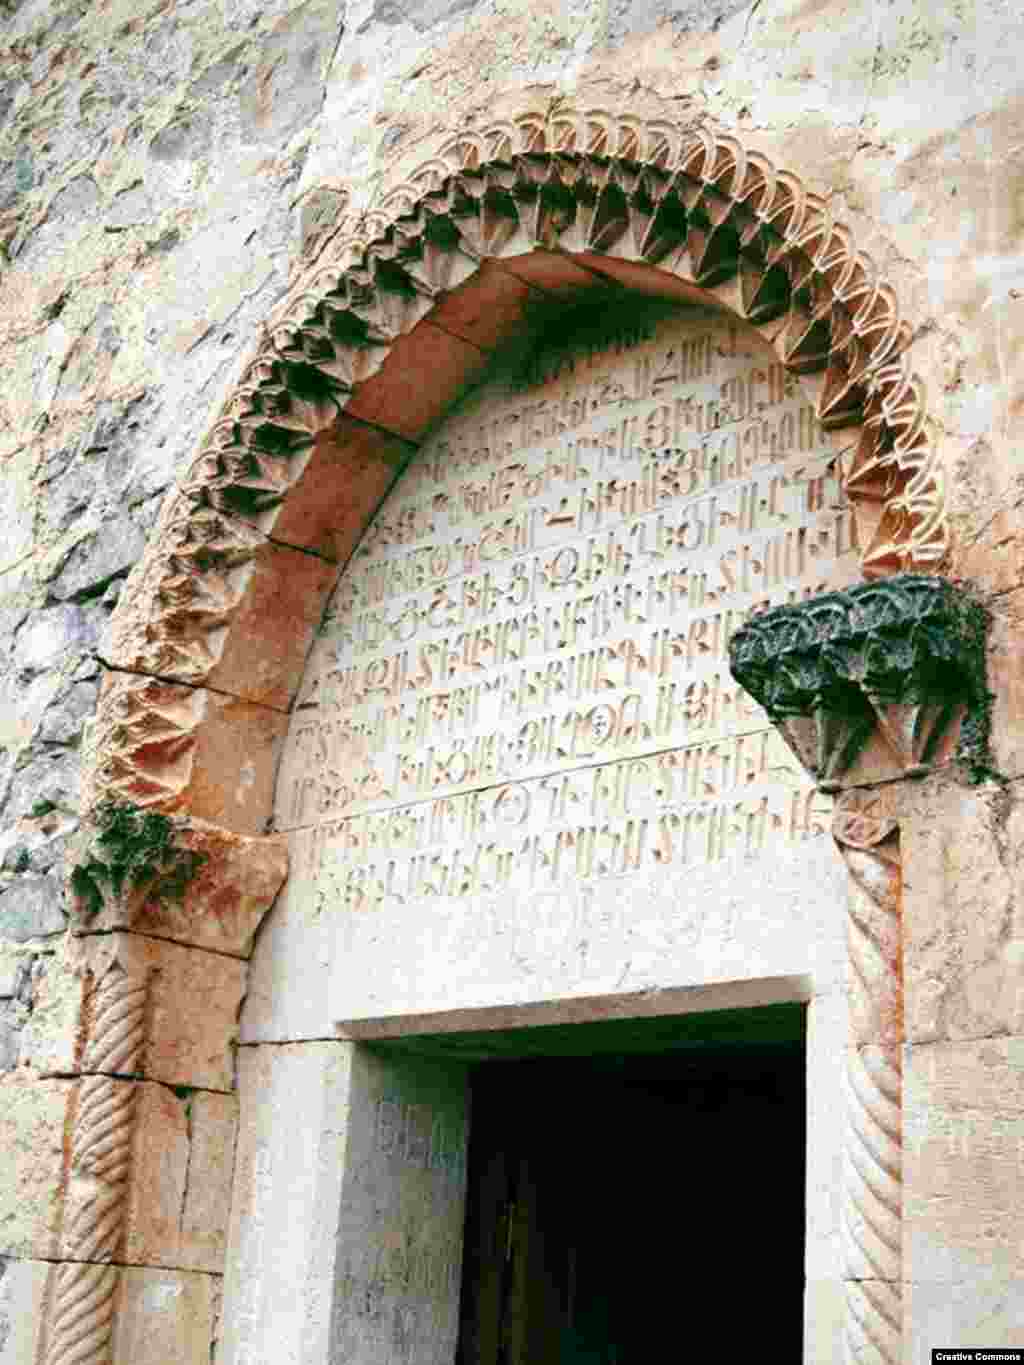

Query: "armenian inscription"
left=278, top=306, right=858, bottom=898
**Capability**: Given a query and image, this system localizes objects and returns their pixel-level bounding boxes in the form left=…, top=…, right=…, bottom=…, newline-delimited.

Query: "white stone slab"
left=221, top=1041, right=469, bottom=1365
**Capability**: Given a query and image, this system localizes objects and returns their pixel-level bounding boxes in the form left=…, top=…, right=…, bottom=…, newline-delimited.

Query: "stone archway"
left=52, top=108, right=947, bottom=1365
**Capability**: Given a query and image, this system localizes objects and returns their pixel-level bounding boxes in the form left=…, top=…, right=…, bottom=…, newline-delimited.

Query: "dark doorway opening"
left=450, top=1004, right=806, bottom=1364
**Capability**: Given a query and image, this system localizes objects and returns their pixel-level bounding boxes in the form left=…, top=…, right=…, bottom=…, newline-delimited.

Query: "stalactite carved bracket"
left=728, top=574, right=991, bottom=790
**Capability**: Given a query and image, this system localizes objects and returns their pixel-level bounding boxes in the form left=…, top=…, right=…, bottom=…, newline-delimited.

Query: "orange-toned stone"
left=953, top=507, right=1024, bottom=595
left=251, top=417, right=410, bottom=562
left=199, top=537, right=337, bottom=710
left=985, top=588, right=1024, bottom=781
left=102, top=499, right=334, bottom=709
left=87, top=672, right=288, bottom=836
left=573, top=251, right=720, bottom=308
left=23, top=933, right=250, bottom=1086
left=344, top=319, right=490, bottom=440
left=80, top=934, right=247, bottom=1088
left=59, top=1080, right=237, bottom=1273
left=429, top=261, right=543, bottom=352
left=79, top=821, right=287, bottom=958
left=495, top=249, right=610, bottom=297
left=112, top=1266, right=216, bottom=1365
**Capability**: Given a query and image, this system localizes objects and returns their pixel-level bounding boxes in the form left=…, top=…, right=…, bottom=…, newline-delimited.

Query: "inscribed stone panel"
left=275, top=306, right=857, bottom=921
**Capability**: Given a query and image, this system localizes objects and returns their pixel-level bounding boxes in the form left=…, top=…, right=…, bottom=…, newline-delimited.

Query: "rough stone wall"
left=0, top=0, right=347, bottom=1071
left=1, top=0, right=1024, bottom=1358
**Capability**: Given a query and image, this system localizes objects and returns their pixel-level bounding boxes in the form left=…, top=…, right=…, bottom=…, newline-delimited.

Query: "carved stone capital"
left=68, top=814, right=288, bottom=958
left=728, top=574, right=989, bottom=790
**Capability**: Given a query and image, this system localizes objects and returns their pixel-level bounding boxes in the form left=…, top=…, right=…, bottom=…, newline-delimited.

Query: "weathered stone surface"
left=904, top=1036, right=1024, bottom=1284
left=605, top=0, right=750, bottom=45
left=238, top=0, right=343, bottom=145
left=0, top=1010, right=20, bottom=1072
left=12, top=605, right=100, bottom=675
left=20, top=932, right=247, bottom=1088
left=221, top=1044, right=347, bottom=1365
left=51, top=519, right=147, bottom=601
left=0, top=877, right=64, bottom=942
left=85, top=673, right=288, bottom=835
left=0, top=1075, right=67, bottom=1257
left=804, top=990, right=847, bottom=1283
left=37, top=680, right=98, bottom=743
left=84, top=821, right=288, bottom=958
left=7, top=749, right=81, bottom=820
left=223, top=1042, right=468, bottom=1365
left=127, top=1086, right=237, bottom=1273
left=112, top=1266, right=217, bottom=1365
left=901, top=776, right=1024, bottom=1044
left=343, top=320, right=491, bottom=441
left=904, top=1274, right=1024, bottom=1362
left=11, top=1263, right=218, bottom=1365
left=234, top=418, right=408, bottom=564
left=1, top=4, right=1023, bottom=1365
left=0, top=1257, right=49, bottom=1365
left=58, top=1078, right=236, bottom=1273
left=242, top=822, right=848, bottom=1042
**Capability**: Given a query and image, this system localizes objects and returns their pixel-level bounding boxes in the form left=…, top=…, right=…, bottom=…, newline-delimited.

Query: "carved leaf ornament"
left=728, top=574, right=989, bottom=789
left=93, top=109, right=948, bottom=813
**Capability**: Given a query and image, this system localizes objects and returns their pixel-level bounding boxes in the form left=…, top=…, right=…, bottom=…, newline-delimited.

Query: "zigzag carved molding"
left=93, top=108, right=947, bottom=813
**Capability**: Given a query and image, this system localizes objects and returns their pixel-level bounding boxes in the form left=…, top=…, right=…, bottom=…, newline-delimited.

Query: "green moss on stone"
left=70, top=801, right=207, bottom=921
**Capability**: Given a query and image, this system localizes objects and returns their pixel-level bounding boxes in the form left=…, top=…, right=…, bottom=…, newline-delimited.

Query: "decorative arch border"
left=52, top=108, right=938, bottom=1365
left=89, top=106, right=947, bottom=826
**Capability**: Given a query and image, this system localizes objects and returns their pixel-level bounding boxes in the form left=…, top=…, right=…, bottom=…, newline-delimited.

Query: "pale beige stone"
left=111, top=1266, right=216, bottom=1365
left=239, top=827, right=334, bottom=1045
left=804, top=990, right=848, bottom=1282
left=802, top=1278, right=845, bottom=1365
left=222, top=1041, right=469, bottom=1365
left=0, top=1257, right=49, bottom=1365
left=221, top=1042, right=355, bottom=1365
left=904, top=1273, right=1024, bottom=1364
left=901, top=776, right=1024, bottom=1044
left=986, top=589, right=1024, bottom=782
left=1, top=1261, right=210, bottom=1365
left=0, top=1075, right=67, bottom=1258
left=904, top=1036, right=1024, bottom=1285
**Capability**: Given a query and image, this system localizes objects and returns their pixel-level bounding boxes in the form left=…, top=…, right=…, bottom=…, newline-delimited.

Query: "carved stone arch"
left=62, top=106, right=950, bottom=1365
left=88, top=107, right=947, bottom=830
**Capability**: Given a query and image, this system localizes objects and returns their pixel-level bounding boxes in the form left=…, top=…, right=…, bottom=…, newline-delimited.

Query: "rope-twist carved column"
left=833, top=788, right=903, bottom=1365
left=43, top=958, right=151, bottom=1365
